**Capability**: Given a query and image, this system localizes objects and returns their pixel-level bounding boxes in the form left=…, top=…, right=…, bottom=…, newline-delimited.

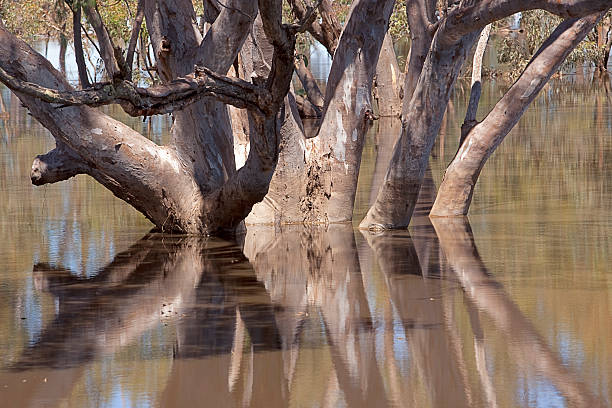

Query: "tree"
left=0, top=0, right=609, bottom=235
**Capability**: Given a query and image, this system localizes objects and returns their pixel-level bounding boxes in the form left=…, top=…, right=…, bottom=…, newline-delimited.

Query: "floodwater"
left=1, top=73, right=612, bottom=408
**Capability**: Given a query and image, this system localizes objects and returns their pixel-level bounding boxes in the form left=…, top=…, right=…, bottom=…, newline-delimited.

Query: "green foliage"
left=0, top=0, right=69, bottom=40
left=97, top=0, right=137, bottom=46
left=497, top=10, right=608, bottom=80
left=389, top=2, right=408, bottom=41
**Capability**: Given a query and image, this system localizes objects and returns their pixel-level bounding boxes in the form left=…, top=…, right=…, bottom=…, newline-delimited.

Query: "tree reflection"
left=1, top=219, right=602, bottom=407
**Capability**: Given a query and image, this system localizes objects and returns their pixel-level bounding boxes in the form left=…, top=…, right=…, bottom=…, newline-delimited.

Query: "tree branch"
left=441, top=0, right=610, bottom=47
left=81, top=0, right=122, bottom=79
left=287, top=0, right=339, bottom=56
left=71, top=5, right=90, bottom=88
left=30, top=143, right=88, bottom=185
left=460, top=23, right=491, bottom=144
left=125, top=0, right=145, bottom=79
left=0, top=64, right=271, bottom=116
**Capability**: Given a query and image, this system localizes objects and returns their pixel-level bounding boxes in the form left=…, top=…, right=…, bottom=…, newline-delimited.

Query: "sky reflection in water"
left=0, top=73, right=612, bottom=407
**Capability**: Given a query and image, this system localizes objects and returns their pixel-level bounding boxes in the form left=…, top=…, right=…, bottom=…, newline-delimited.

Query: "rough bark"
left=301, top=0, right=395, bottom=224
left=247, top=0, right=395, bottom=226
left=430, top=12, right=606, bottom=217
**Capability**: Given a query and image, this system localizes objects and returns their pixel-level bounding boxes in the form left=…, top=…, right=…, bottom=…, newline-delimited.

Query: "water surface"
left=1, top=75, right=612, bottom=407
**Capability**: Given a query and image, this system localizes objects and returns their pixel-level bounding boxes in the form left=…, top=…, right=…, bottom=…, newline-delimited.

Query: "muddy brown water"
left=1, top=76, right=611, bottom=407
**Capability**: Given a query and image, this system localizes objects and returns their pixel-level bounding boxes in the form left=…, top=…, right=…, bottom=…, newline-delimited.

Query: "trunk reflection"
left=1, top=219, right=600, bottom=407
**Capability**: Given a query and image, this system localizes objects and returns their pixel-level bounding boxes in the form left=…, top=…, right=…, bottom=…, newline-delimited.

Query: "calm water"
left=1, top=74, right=612, bottom=408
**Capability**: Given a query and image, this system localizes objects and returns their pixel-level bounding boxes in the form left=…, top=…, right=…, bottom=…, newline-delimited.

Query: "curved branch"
left=0, top=64, right=272, bottom=116
left=441, top=0, right=610, bottom=47
left=430, top=11, right=607, bottom=217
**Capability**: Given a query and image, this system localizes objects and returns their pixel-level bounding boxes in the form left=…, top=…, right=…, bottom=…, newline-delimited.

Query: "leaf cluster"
left=497, top=10, right=611, bottom=81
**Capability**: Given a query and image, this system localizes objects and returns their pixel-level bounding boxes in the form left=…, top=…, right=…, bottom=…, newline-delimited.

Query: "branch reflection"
left=1, top=218, right=601, bottom=407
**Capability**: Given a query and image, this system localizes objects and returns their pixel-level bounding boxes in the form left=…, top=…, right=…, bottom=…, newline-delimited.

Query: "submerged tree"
left=0, top=0, right=609, bottom=234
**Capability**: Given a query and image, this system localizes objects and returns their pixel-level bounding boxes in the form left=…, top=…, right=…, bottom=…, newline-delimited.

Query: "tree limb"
left=441, top=0, right=611, bottom=47
left=460, top=23, right=491, bottom=144
left=81, top=0, right=122, bottom=79
left=0, top=64, right=271, bottom=116
left=126, top=0, right=145, bottom=79
left=71, top=5, right=90, bottom=88
left=287, top=0, right=339, bottom=56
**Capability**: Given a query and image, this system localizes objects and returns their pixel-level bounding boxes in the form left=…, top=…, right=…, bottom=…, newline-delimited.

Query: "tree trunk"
left=247, top=0, right=395, bottom=225
left=402, top=0, right=436, bottom=115
left=374, top=33, right=402, bottom=118
left=72, top=6, right=90, bottom=89
left=360, top=27, right=481, bottom=230
left=460, top=23, right=491, bottom=144
left=58, top=24, right=67, bottom=77
left=430, top=12, right=605, bottom=217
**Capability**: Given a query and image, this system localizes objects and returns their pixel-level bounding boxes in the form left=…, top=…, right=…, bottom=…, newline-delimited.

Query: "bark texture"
left=247, top=0, right=395, bottom=225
